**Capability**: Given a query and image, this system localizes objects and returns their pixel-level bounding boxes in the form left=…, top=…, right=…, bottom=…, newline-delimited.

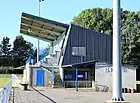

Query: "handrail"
left=58, top=36, right=66, bottom=65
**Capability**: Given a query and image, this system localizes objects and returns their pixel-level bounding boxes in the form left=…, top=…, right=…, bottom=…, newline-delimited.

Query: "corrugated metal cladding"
left=62, top=24, right=112, bottom=65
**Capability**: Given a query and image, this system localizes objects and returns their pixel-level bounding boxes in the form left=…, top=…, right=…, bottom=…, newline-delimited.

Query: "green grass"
left=0, top=74, right=23, bottom=87
left=0, top=78, right=11, bottom=87
left=0, top=74, right=23, bottom=78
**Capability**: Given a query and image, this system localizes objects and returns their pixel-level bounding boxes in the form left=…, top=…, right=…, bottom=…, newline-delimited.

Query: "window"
left=72, top=47, right=78, bottom=55
left=65, top=75, right=72, bottom=79
left=79, top=47, right=86, bottom=56
left=72, top=47, right=86, bottom=56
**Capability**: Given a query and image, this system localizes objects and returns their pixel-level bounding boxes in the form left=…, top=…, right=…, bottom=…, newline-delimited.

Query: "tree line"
left=72, top=8, right=140, bottom=68
left=0, top=35, right=34, bottom=67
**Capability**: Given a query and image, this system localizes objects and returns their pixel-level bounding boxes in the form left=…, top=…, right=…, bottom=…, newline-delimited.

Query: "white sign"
left=96, top=62, right=107, bottom=66
left=78, top=75, right=83, bottom=78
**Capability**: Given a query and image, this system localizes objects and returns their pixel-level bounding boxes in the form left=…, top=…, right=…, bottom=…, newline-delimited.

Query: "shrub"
left=0, top=66, right=23, bottom=74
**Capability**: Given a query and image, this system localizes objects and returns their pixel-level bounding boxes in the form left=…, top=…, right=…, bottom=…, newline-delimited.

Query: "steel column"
left=75, top=67, right=78, bottom=91
left=112, top=0, right=124, bottom=101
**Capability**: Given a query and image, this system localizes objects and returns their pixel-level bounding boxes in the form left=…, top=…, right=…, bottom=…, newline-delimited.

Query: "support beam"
left=21, top=23, right=62, bottom=36
left=51, top=41, right=54, bottom=53
left=75, top=67, right=78, bottom=91
left=21, top=16, right=67, bottom=31
left=52, top=64, right=55, bottom=88
left=37, top=39, right=40, bottom=66
left=61, top=71, right=64, bottom=87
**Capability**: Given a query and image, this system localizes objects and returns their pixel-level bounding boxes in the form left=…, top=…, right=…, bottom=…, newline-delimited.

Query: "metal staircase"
left=41, top=55, right=63, bottom=88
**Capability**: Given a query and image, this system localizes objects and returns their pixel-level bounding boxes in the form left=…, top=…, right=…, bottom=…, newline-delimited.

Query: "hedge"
left=0, top=66, right=23, bottom=74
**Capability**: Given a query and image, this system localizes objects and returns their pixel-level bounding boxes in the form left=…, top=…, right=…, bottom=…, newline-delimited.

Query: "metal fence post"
left=4, top=87, right=7, bottom=103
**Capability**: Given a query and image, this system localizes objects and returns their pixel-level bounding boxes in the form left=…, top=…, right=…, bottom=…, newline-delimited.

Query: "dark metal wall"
left=62, top=24, right=112, bottom=65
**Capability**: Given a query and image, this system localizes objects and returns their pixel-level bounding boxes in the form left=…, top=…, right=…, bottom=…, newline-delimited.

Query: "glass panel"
left=79, top=47, right=86, bottom=56
left=72, top=47, right=78, bottom=55
left=72, top=47, right=86, bottom=56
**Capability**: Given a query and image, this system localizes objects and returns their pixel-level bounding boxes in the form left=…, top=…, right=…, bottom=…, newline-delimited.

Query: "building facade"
left=95, top=64, right=136, bottom=92
left=20, top=13, right=112, bottom=88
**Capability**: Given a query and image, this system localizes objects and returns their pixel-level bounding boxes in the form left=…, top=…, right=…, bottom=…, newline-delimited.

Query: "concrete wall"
left=31, top=67, right=52, bottom=86
left=53, top=36, right=64, bottom=53
left=95, top=65, right=136, bottom=91
left=32, top=68, right=36, bottom=86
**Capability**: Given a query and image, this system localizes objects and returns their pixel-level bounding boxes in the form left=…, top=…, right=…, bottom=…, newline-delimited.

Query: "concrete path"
left=13, top=88, right=53, bottom=103
left=13, top=87, right=140, bottom=103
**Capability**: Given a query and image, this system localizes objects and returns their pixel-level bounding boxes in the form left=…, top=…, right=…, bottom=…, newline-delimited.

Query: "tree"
left=125, top=19, right=140, bottom=67
left=1, top=37, right=11, bottom=56
left=71, top=8, right=113, bottom=34
left=12, top=35, right=34, bottom=67
left=0, top=37, right=12, bottom=66
left=0, top=44, right=2, bottom=56
left=71, top=8, right=140, bottom=67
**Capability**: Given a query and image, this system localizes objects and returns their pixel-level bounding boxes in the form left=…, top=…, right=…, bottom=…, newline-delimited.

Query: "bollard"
left=122, top=88, right=124, bottom=93
left=125, top=88, right=127, bottom=93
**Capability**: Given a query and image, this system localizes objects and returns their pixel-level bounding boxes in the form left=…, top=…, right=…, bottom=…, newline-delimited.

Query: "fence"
left=0, top=81, right=12, bottom=103
left=64, top=81, right=110, bottom=92
left=94, top=84, right=109, bottom=92
left=64, top=81, right=92, bottom=88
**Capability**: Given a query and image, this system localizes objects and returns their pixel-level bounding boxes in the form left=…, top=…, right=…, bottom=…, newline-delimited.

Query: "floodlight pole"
left=112, top=0, right=124, bottom=101
left=39, top=0, right=41, bottom=16
left=37, top=0, right=41, bottom=66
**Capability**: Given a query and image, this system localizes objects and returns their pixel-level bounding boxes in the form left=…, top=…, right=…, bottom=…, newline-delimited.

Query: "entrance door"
left=36, top=69, right=44, bottom=86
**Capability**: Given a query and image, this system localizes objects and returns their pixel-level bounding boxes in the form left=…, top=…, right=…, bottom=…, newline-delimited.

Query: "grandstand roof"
left=20, top=12, right=69, bottom=42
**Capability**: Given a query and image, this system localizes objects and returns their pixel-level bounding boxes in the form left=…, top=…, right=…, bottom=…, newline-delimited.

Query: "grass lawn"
left=0, top=78, right=11, bottom=87
left=0, top=74, right=23, bottom=88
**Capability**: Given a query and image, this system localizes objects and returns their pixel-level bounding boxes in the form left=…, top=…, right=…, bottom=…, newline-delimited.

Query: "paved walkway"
left=14, top=88, right=54, bottom=103
left=13, top=87, right=140, bottom=103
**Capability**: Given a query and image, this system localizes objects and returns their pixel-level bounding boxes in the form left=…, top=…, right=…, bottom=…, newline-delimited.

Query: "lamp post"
left=106, top=0, right=129, bottom=102
left=112, top=0, right=124, bottom=101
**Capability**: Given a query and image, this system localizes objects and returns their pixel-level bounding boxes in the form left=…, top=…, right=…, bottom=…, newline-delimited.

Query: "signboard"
left=96, top=62, right=107, bottom=66
left=105, top=67, right=128, bottom=73
left=64, top=71, right=88, bottom=80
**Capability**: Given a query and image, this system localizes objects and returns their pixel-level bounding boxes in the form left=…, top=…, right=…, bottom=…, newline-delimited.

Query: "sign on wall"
left=64, top=71, right=88, bottom=80
left=105, top=67, right=128, bottom=73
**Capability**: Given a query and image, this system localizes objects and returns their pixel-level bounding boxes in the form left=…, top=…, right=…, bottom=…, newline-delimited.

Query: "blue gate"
left=36, top=69, right=44, bottom=86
